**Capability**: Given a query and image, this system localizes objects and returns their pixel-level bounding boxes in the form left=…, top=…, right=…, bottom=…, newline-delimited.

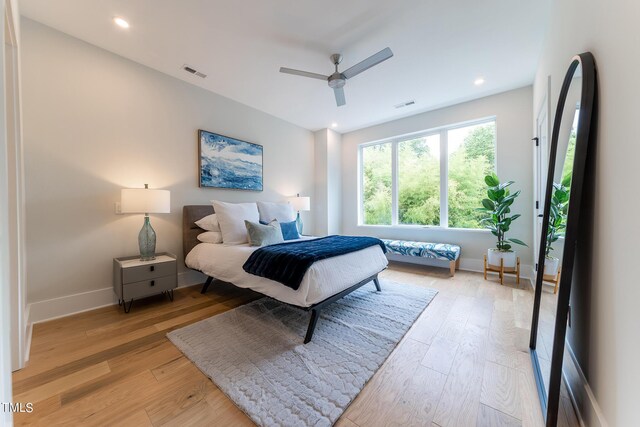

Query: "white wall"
left=341, top=87, right=533, bottom=271
left=533, top=0, right=640, bottom=425
left=313, top=129, right=328, bottom=236
left=326, top=129, right=342, bottom=235
left=20, top=19, right=314, bottom=314
left=314, top=128, right=342, bottom=236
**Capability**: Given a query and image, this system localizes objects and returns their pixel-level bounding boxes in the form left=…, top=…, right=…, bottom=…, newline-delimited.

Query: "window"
left=398, top=135, right=440, bottom=226
left=359, top=119, right=496, bottom=229
left=361, top=142, right=392, bottom=225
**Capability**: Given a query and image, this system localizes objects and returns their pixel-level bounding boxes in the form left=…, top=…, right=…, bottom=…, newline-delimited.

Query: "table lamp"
left=288, top=193, right=310, bottom=234
left=121, top=184, right=170, bottom=260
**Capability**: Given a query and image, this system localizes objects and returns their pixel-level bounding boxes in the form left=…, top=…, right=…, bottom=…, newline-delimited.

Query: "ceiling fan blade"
left=342, top=47, right=393, bottom=79
left=279, top=67, right=328, bottom=81
left=334, top=87, right=346, bottom=107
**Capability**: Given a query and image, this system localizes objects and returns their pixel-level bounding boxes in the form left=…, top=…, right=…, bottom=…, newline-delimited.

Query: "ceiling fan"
left=279, top=47, right=393, bottom=107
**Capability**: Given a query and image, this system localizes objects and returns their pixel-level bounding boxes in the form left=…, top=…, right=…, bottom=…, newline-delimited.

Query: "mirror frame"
left=529, top=52, right=597, bottom=426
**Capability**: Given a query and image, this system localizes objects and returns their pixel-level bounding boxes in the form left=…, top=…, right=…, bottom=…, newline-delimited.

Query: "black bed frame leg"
left=304, top=309, right=320, bottom=344
left=201, top=276, right=213, bottom=294
left=373, top=276, right=381, bottom=292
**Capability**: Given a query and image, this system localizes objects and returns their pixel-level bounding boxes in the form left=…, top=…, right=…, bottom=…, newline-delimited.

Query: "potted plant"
left=543, top=174, right=571, bottom=277
left=480, top=173, right=527, bottom=268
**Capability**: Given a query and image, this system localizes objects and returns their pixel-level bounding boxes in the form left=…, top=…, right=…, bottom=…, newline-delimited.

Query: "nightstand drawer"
left=122, top=260, right=176, bottom=284
left=122, top=276, right=176, bottom=300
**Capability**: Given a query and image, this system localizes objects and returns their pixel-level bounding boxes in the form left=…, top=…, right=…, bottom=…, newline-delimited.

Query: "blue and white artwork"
left=199, top=130, right=263, bottom=191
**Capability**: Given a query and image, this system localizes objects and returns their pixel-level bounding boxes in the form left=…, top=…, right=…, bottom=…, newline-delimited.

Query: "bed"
left=183, top=205, right=389, bottom=343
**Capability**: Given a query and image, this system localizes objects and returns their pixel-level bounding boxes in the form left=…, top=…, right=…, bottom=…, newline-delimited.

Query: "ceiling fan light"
left=328, top=74, right=346, bottom=89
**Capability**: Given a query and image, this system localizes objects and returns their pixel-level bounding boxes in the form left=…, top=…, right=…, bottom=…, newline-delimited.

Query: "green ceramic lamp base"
left=138, top=215, right=157, bottom=261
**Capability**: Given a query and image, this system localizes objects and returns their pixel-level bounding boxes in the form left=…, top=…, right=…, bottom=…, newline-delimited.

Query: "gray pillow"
left=244, top=219, right=284, bottom=246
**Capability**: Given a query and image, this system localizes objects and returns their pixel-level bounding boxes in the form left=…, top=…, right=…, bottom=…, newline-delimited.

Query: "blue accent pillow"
left=279, top=220, right=300, bottom=240
left=259, top=219, right=300, bottom=240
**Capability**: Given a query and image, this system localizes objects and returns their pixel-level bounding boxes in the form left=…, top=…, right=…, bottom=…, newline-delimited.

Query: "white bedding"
left=185, top=238, right=388, bottom=307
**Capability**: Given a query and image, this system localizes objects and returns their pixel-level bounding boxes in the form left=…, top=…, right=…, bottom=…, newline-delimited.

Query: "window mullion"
left=391, top=140, right=398, bottom=226
left=440, top=130, right=448, bottom=227
left=357, top=146, right=363, bottom=225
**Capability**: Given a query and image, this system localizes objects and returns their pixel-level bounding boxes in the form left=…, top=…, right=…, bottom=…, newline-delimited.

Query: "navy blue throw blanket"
left=242, top=235, right=386, bottom=290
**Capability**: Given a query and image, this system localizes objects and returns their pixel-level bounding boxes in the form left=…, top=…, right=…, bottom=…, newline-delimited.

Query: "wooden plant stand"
left=483, top=255, right=520, bottom=286
left=543, top=268, right=562, bottom=294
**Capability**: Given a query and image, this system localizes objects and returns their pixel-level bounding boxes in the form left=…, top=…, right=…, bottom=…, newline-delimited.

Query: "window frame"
left=358, top=116, right=497, bottom=230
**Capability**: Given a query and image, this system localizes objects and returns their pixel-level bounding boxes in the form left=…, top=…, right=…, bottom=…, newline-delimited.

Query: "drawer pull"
left=150, top=266, right=155, bottom=272
left=150, top=280, right=155, bottom=287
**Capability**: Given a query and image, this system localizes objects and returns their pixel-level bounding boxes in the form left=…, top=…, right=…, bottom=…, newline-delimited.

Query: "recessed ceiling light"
left=113, top=17, right=130, bottom=29
left=474, top=77, right=485, bottom=86
left=331, top=122, right=338, bottom=128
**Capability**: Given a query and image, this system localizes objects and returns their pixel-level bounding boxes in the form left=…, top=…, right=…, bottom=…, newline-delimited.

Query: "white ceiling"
left=20, top=0, right=551, bottom=133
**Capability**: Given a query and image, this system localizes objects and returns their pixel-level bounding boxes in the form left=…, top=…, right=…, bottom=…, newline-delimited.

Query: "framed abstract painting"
left=198, top=130, right=263, bottom=191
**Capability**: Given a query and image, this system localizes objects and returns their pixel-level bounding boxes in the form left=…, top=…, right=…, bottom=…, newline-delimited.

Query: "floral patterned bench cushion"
left=381, top=239, right=461, bottom=261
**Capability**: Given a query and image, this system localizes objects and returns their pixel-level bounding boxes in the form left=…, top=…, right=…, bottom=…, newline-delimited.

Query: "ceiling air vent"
left=394, top=100, right=416, bottom=109
left=182, top=64, right=207, bottom=79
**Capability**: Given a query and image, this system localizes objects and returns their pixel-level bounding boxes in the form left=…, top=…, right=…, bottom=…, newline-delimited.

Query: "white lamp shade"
left=288, top=196, right=310, bottom=212
left=121, top=188, right=170, bottom=214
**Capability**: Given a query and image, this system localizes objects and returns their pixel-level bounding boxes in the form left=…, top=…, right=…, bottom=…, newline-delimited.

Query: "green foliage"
left=361, top=123, right=497, bottom=228
left=561, top=130, right=576, bottom=180
left=398, top=138, right=440, bottom=225
left=464, top=125, right=496, bottom=165
left=545, top=177, right=570, bottom=257
left=479, top=173, right=527, bottom=251
left=362, top=143, right=392, bottom=225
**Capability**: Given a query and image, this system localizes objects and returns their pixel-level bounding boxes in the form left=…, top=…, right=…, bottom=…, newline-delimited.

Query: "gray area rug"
left=167, top=280, right=437, bottom=427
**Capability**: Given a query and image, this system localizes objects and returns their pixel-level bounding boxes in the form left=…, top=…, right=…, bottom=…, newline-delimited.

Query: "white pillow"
left=197, top=231, right=223, bottom=244
left=195, top=213, right=221, bottom=231
left=257, top=201, right=296, bottom=223
left=211, top=201, right=259, bottom=245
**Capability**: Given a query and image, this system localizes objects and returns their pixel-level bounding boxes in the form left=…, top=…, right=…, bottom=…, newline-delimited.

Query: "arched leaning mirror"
left=529, top=52, right=597, bottom=426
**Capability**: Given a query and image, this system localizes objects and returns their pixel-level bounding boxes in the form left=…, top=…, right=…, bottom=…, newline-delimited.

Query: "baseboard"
left=563, top=343, right=609, bottom=427
left=386, top=254, right=533, bottom=279
left=23, top=270, right=207, bottom=362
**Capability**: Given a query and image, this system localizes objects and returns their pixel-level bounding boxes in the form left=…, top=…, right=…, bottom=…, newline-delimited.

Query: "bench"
left=381, top=239, right=461, bottom=276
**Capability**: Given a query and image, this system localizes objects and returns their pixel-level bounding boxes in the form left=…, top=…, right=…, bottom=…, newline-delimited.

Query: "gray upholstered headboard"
left=182, top=205, right=214, bottom=261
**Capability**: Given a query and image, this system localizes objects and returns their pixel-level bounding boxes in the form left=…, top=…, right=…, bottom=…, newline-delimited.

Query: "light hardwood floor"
left=12, top=262, right=579, bottom=426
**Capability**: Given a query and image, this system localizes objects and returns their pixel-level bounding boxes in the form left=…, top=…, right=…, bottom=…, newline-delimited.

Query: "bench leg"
left=449, top=260, right=456, bottom=277
left=201, top=276, right=213, bottom=294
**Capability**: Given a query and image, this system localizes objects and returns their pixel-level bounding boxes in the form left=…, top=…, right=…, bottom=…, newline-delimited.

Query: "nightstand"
left=113, top=252, right=177, bottom=313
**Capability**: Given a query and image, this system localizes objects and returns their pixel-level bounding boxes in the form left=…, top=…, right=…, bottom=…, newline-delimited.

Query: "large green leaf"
left=498, top=181, right=515, bottom=190
left=482, top=198, right=495, bottom=211
left=555, top=189, right=569, bottom=203
left=484, top=174, right=500, bottom=187
left=509, top=238, right=528, bottom=247
left=496, top=202, right=511, bottom=217
left=501, top=194, right=517, bottom=205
